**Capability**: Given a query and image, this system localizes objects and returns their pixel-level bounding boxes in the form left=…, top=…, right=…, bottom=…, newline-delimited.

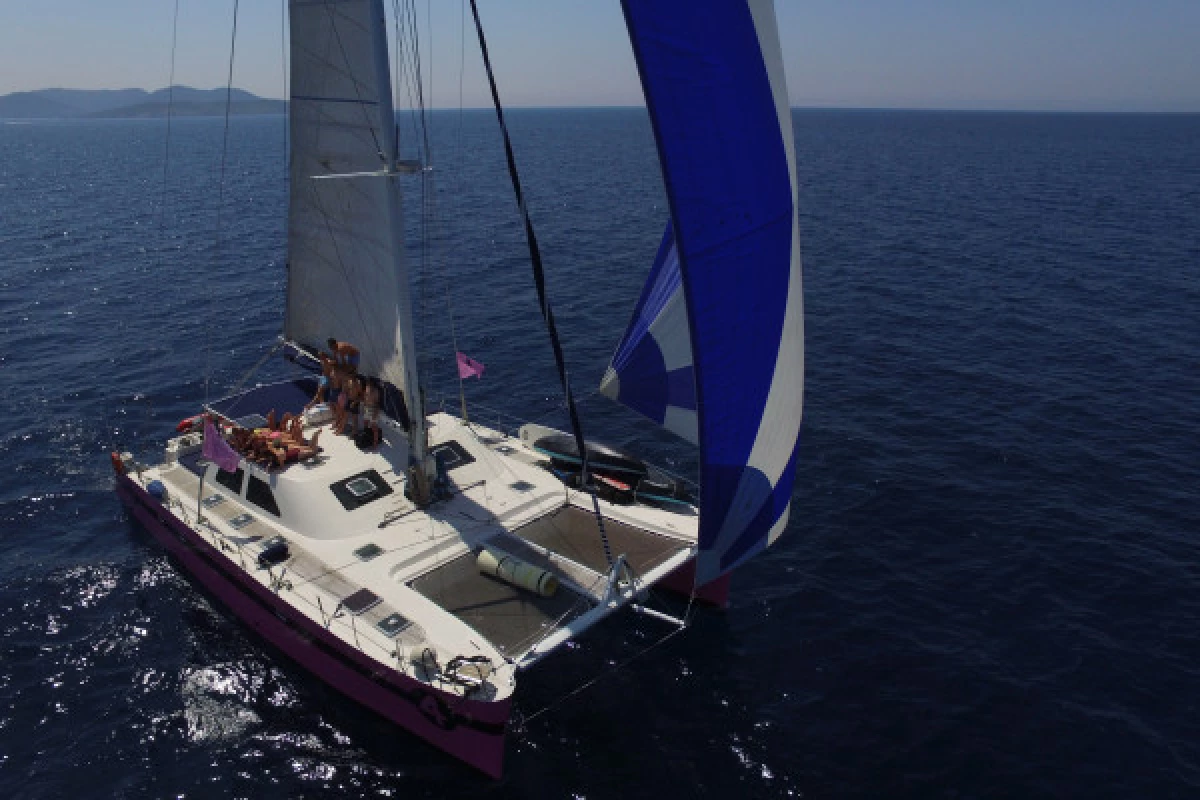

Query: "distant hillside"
left=0, top=86, right=283, bottom=119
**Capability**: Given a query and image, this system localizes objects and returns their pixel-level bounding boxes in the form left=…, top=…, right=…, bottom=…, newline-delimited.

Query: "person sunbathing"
left=246, top=433, right=277, bottom=467
left=263, top=429, right=322, bottom=469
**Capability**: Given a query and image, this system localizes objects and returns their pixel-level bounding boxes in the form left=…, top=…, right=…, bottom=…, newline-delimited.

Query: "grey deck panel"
left=409, top=551, right=590, bottom=658
left=514, top=505, right=690, bottom=578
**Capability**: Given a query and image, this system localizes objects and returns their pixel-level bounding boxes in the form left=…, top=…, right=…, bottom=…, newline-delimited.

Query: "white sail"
left=285, top=0, right=413, bottom=399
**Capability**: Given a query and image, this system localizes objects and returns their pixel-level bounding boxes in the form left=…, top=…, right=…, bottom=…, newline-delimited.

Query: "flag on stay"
left=203, top=418, right=241, bottom=473
left=456, top=351, right=485, bottom=380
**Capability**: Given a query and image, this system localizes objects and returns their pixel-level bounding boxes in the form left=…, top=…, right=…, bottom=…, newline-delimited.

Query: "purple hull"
left=115, top=474, right=509, bottom=778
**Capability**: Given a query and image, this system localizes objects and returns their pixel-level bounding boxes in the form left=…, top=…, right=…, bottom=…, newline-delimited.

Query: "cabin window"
left=246, top=476, right=281, bottom=517
left=330, top=469, right=393, bottom=511
left=215, top=466, right=244, bottom=494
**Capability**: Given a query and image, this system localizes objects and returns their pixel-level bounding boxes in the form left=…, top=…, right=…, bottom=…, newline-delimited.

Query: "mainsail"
left=616, top=0, right=804, bottom=583
left=285, top=0, right=417, bottom=403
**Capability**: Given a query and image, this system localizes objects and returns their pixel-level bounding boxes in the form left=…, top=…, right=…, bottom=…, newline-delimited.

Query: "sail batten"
left=618, top=0, right=804, bottom=584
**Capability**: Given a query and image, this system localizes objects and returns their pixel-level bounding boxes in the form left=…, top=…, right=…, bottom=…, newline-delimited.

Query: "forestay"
left=617, top=0, right=804, bottom=583
left=285, top=0, right=414, bottom=397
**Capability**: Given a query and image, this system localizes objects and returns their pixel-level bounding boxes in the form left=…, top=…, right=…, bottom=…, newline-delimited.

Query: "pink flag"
left=203, top=418, right=241, bottom=473
left=456, top=351, right=485, bottom=380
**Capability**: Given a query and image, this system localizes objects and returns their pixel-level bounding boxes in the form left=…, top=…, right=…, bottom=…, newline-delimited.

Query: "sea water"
left=1, top=109, right=1198, bottom=798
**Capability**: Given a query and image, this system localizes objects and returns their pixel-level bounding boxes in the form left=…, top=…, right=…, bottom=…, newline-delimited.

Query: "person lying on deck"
left=226, top=418, right=320, bottom=471
left=263, top=429, right=322, bottom=470
left=327, top=338, right=361, bottom=372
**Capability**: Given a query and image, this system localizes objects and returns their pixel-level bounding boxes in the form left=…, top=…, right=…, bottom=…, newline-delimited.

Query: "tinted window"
left=246, top=476, right=281, bottom=517
left=215, top=467, right=244, bottom=494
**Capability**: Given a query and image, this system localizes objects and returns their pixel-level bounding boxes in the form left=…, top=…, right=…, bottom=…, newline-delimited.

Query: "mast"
left=285, top=0, right=432, bottom=502
left=365, top=0, right=434, bottom=502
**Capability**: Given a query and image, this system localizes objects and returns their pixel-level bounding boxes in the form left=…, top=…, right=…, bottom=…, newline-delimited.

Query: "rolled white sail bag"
left=477, top=546, right=558, bottom=597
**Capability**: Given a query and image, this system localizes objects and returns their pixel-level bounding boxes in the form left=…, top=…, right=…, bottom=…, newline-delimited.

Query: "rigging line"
left=455, top=0, right=467, bottom=198
left=392, top=0, right=422, bottom=166
left=280, top=0, right=289, bottom=177
left=155, top=0, right=181, bottom=267
left=467, top=0, right=614, bottom=569
left=427, top=0, right=434, bottom=158
left=431, top=182, right=469, bottom=421
left=434, top=0, right=473, bottom=421
left=408, top=0, right=438, bottom=388
left=206, top=0, right=242, bottom=406
left=390, top=0, right=402, bottom=163
left=219, top=340, right=284, bottom=403
left=520, top=603, right=693, bottom=727
left=403, top=0, right=433, bottom=164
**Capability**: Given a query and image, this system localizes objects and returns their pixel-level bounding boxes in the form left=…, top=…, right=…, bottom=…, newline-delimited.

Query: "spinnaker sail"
left=615, top=0, right=804, bottom=583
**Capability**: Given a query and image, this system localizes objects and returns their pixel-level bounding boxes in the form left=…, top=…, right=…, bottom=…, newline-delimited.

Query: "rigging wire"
left=518, top=590, right=697, bottom=729
left=280, top=0, right=289, bottom=176
left=156, top=0, right=181, bottom=259
left=467, top=0, right=615, bottom=568
left=205, top=0, right=242, bottom=405
left=133, top=0, right=181, bottom=451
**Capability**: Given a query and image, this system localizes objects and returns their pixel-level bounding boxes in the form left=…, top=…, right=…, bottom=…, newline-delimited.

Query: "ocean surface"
left=1, top=108, right=1198, bottom=798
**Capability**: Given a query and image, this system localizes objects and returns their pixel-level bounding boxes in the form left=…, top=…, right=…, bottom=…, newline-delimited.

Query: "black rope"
left=467, top=0, right=613, bottom=568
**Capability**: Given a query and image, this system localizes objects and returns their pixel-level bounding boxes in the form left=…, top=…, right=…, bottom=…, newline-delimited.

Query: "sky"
left=0, top=0, right=1197, bottom=112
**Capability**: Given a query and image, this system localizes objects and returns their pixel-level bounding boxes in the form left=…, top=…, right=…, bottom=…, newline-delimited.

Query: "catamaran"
left=112, top=0, right=803, bottom=777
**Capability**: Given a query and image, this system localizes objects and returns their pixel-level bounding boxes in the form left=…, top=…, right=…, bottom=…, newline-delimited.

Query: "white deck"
left=136, top=411, right=699, bottom=703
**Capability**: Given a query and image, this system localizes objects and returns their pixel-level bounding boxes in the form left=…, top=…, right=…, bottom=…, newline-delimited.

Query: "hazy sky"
left=1, top=0, right=1197, bottom=111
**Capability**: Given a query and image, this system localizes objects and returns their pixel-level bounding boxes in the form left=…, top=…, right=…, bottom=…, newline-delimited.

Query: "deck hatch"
left=202, top=494, right=225, bottom=509
left=342, top=588, right=381, bottom=615
left=330, top=469, right=393, bottom=511
left=353, top=543, right=383, bottom=561
left=376, top=613, right=412, bottom=637
left=228, top=513, right=254, bottom=530
left=430, top=440, right=475, bottom=471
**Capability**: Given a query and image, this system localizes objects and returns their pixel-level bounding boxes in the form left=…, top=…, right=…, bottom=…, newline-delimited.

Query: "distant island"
left=0, top=86, right=284, bottom=119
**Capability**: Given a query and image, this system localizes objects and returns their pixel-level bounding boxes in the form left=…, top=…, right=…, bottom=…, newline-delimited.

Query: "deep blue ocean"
left=1, top=108, right=1198, bottom=798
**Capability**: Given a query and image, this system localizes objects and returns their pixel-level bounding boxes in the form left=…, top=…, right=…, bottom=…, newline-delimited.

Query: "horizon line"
left=3, top=87, right=1198, bottom=115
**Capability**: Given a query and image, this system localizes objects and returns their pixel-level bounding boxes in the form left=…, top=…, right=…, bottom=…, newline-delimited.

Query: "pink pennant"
left=202, top=418, right=242, bottom=473
left=456, top=351, right=485, bottom=380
